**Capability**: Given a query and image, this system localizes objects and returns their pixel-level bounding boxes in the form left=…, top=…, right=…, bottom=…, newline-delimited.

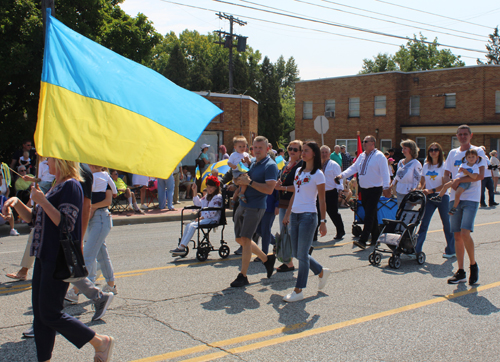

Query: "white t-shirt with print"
left=456, top=162, right=479, bottom=179
left=228, top=151, right=250, bottom=169
left=291, top=168, right=325, bottom=214
left=422, top=163, right=447, bottom=193
left=394, top=158, right=422, bottom=195
left=444, top=145, right=486, bottom=202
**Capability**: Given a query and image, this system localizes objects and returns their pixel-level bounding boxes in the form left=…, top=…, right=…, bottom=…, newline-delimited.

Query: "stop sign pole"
left=314, top=115, right=329, bottom=145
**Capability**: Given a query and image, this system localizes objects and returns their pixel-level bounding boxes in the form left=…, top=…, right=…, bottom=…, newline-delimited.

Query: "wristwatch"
left=320, top=219, right=327, bottom=223
left=249, top=180, right=253, bottom=187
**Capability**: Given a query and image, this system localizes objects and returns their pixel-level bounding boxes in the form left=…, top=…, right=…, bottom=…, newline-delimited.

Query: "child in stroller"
left=369, top=190, right=426, bottom=269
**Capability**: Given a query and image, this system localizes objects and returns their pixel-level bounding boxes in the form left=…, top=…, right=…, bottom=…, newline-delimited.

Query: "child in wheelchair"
left=170, top=176, right=223, bottom=256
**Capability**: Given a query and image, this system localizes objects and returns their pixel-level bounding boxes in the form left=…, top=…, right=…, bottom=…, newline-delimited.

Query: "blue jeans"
left=415, top=194, right=455, bottom=254
left=84, top=208, right=114, bottom=283
left=289, top=212, right=323, bottom=289
left=158, top=175, right=175, bottom=209
left=255, top=211, right=276, bottom=254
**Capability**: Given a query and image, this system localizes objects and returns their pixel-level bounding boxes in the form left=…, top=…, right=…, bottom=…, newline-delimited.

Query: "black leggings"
left=32, top=258, right=95, bottom=361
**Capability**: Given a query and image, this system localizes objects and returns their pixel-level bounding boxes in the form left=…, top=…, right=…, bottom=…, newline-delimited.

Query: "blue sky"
left=121, top=0, right=500, bottom=80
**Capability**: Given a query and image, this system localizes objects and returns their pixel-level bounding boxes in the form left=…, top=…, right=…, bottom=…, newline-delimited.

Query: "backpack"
left=195, top=153, right=205, bottom=168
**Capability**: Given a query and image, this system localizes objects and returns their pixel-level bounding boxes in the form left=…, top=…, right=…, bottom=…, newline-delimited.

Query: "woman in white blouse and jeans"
left=391, top=139, right=422, bottom=205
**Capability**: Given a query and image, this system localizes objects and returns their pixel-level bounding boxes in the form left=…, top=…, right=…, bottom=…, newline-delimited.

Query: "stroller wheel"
left=368, top=252, right=375, bottom=265
left=218, top=245, right=230, bottom=259
left=388, top=256, right=394, bottom=268
left=373, top=253, right=382, bottom=265
left=416, top=252, right=426, bottom=265
left=393, top=257, right=401, bottom=269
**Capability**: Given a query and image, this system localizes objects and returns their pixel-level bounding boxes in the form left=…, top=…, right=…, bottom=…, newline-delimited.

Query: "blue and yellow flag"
left=275, top=156, right=285, bottom=170
left=35, top=10, right=222, bottom=179
left=237, top=162, right=249, bottom=173
left=195, top=165, right=201, bottom=180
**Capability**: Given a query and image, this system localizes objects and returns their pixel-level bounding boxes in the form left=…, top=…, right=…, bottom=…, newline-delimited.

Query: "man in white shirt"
left=316, top=145, right=345, bottom=240
left=335, top=135, right=391, bottom=249
left=444, top=125, right=485, bottom=285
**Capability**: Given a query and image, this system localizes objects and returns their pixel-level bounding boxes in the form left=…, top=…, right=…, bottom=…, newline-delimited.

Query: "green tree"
left=477, top=27, right=500, bottom=65
left=162, top=42, right=189, bottom=88
left=360, top=34, right=465, bottom=74
left=258, top=56, right=282, bottom=147
left=359, top=53, right=397, bottom=74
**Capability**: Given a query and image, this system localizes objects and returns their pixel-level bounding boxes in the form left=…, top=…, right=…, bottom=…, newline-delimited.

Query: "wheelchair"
left=176, top=185, right=231, bottom=261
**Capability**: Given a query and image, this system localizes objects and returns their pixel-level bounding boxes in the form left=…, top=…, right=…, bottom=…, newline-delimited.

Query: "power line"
left=374, top=0, right=495, bottom=30
left=157, top=0, right=481, bottom=60
left=320, top=0, right=486, bottom=39
left=212, top=0, right=488, bottom=53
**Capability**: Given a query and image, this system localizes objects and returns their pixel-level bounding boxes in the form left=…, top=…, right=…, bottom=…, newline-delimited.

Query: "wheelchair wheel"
left=218, top=245, right=230, bottom=259
left=196, top=242, right=211, bottom=262
left=416, top=252, right=426, bottom=265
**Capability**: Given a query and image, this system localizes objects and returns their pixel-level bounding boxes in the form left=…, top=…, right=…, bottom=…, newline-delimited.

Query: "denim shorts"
left=450, top=200, right=479, bottom=232
left=234, top=204, right=265, bottom=239
left=457, top=182, right=471, bottom=191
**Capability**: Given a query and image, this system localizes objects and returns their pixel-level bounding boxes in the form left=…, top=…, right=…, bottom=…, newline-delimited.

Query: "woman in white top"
left=490, top=150, right=499, bottom=193
left=283, top=141, right=331, bottom=303
left=38, top=157, right=56, bottom=194
left=415, top=143, right=455, bottom=257
left=391, top=139, right=422, bottom=205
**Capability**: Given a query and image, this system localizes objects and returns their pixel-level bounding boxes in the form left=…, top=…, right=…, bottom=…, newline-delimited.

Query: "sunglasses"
left=362, top=140, right=373, bottom=143
left=429, top=148, right=439, bottom=152
left=288, top=147, right=300, bottom=152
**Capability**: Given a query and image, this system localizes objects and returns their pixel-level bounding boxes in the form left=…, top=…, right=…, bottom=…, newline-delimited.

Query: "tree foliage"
left=477, top=27, right=500, bottom=65
left=360, top=34, right=465, bottom=74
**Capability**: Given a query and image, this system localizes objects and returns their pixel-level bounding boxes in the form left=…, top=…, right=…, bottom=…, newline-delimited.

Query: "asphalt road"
left=1, top=205, right=499, bottom=361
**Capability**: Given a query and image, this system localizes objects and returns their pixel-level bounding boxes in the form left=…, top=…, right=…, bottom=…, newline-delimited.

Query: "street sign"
left=314, top=115, right=329, bottom=145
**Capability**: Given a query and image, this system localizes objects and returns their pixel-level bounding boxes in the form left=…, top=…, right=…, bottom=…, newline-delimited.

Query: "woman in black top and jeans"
left=274, top=140, right=303, bottom=272
left=3, top=158, right=114, bottom=362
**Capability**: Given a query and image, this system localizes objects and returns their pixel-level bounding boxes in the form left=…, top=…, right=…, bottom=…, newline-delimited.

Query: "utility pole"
left=214, top=13, right=247, bottom=94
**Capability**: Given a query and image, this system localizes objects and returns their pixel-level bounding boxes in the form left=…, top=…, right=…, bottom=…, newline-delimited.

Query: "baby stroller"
left=368, top=191, right=426, bottom=269
left=351, top=196, right=398, bottom=237
left=176, top=185, right=231, bottom=261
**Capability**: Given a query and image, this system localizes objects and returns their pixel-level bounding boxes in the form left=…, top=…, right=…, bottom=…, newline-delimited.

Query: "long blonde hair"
left=52, top=158, right=83, bottom=181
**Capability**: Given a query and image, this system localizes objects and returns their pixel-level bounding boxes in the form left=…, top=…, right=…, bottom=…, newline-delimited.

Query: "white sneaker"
left=283, top=291, right=304, bottom=303
left=10, top=229, right=20, bottom=236
left=103, top=284, right=118, bottom=295
left=318, top=268, right=331, bottom=290
left=65, top=288, right=79, bottom=304
left=140, top=204, right=148, bottom=210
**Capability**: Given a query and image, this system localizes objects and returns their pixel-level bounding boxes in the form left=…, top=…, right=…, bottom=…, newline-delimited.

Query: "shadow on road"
left=201, top=288, right=260, bottom=314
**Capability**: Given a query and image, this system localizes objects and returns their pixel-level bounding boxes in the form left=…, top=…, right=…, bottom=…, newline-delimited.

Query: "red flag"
left=356, top=132, right=363, bottom=200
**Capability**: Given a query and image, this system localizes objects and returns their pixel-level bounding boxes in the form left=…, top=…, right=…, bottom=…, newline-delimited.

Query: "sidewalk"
left=1, top=198, right=234, bottom=236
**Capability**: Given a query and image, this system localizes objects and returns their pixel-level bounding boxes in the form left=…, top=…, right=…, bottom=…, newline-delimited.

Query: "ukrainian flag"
left=35, top=10, right=222, bottom=179
left=275, top=156, right=285, bottom=170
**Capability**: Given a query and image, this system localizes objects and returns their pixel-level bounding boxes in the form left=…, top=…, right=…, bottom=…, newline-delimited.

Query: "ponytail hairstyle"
left=299, top=140, right=322, bottom=175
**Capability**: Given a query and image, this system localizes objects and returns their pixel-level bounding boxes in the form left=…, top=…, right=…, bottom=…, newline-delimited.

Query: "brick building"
left=295, top=65, right=500, bottom=157
left=182, top=92, right=258, bottom=166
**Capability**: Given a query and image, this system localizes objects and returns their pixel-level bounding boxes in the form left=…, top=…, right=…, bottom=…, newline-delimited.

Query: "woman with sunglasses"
left=274, top=140, right=303, bottom=272
left=415, top=143, right=455, bottom=258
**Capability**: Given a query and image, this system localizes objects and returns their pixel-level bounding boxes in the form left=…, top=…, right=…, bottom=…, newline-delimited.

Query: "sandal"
left=448, top=206, right=457, bottom=215
left=94, top=336, right=114, bottom=362
left=6, top=273, right=27, bottom=281
left=276, top=263, right=295, bottom=272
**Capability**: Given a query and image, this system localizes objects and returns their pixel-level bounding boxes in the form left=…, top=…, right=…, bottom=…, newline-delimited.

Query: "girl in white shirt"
left=170, top=176, right=223, bottom=256
left=415, top=143, right=455, bottom=257
left=282, top=141, right=330, bottom=303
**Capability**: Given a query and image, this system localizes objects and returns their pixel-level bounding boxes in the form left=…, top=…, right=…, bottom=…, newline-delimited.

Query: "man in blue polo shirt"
left=230, top=136, right=279, bottom=287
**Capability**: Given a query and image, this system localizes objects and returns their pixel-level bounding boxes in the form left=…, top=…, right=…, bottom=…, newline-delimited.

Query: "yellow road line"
left=0, top=286, right=31, bottom=295
left=140, top=281, right=500, bottom=362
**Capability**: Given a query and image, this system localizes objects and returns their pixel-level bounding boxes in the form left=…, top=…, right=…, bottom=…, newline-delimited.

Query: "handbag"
left=278, top=198, right=290, bottom=209
left=275, top=224, right=292, bottom=263
left=53, top=213, right=88, bottom=283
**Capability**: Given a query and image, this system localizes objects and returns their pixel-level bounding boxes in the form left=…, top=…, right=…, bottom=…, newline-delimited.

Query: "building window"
left=451, top=136, right=460, bottom=149
left=374, top=96, right=386, bottom=116
left=410, top=95, right=420, bottom=116
left=325, top=99, right=335, bottom=117
left=445, top=93, right=456, bottom=108
left=349, top=97, right=360, bottom=117
left=336, top=139, right=357, bottom=155
left=496, top=91, right=500, bottom=113
left=416, top=137, right=426, bottom=152
left=380, top=139, right=392, bottom=153
left=303, top=101, right=313, bottom=119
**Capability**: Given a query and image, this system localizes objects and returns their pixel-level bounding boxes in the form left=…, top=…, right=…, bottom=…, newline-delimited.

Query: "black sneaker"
left=263, top=254, right=276, bottom=278
left=234, top=246, right=243, bottom=255
left=230, top=273, right=249, bottom=287
left=353, top=240, right=367, bottom=250
left=469, top=263, right=479, bottom=285
left=447, top=269, right=467, bottom=284
left=92, top=292, right=114, bottom=321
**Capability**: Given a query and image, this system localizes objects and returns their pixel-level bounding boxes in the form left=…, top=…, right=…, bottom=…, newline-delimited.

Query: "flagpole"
left=42, top=0, right=56, bottom=43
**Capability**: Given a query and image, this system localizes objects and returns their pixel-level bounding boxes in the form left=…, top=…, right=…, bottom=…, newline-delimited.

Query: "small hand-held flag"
left=275, top=156, right=285, bottom=170
left=35, top=10, right=222, bottom=179
left=237, top=162, right=250, bottom=173
left=195, top=166, right=201, bottom=180
left=1, top=163, right=12, bottom=187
